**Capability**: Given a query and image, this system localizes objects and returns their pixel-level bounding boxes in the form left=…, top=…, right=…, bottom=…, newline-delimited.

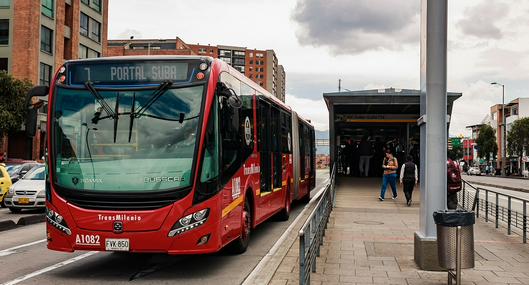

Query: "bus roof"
left=215, top=58, right=292, bottom=113
left=64, top=55, right=214, bottom=64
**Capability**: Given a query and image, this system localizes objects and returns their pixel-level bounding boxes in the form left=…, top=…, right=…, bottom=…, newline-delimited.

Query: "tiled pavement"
left=269, top=177, right=529, bottom=285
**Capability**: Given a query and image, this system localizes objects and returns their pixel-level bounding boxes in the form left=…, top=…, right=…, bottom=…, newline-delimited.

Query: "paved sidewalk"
left=269, top=177, right=529, bottom=285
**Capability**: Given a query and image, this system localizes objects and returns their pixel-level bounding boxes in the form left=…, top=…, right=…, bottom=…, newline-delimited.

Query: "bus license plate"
left=105, top=239, right=129, bottom=251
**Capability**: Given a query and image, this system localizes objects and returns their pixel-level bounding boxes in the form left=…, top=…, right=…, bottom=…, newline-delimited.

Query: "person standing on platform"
left=379, top=150, right=398, bottom=201
left=358, top=136, right=371, bottom=177
left=447, top=155, right=462, bottom=209
left=400, top=155, right=418, bottom=206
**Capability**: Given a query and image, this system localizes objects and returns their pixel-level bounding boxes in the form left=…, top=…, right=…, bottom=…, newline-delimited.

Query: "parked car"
left=4, top=164, right=45, bottom=213
left=467, top=166, right=481, bottom=176
left=8, top=162, right=39, bottom=183
left=0, top=164, right=13, bottom=207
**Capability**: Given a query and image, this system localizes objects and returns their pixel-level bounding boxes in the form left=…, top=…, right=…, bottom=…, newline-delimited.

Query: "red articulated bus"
left=26, top=56, right=315, bottom=254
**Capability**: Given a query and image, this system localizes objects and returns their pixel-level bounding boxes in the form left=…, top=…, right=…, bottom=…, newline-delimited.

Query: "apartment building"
left=106, top=37, right=286, bottom=102
left=489, top=98, right=529, bottom=173
left=0, top=0, right=108, bottom=160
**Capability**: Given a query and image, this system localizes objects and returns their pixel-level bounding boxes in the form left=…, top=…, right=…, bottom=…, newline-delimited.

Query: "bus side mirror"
left=25, top=86, right=49, bottom=137
left=216, top=82, right=242, bottom=109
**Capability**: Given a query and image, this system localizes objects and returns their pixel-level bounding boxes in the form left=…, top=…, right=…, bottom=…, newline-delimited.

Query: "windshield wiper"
left=128, top=92, right=136, bottom=143
left=84, top=81, right=116, bottom=120
left=113, top=93, right=120, bottom=143
left=135, top=80, right=173, bottom=118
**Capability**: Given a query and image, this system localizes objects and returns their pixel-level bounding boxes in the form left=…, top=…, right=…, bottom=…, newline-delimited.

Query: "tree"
left=476, top=125, right=498, bottom=162
left=507, top=117, right=529, bottom=161
left=448, top=143, right=463, bottom=161
left=0, top=71, right=33, bottom=135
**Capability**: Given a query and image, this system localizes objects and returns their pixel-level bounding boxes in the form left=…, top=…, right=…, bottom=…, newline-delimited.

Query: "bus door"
left=271, top=106, right=282, bottom=193
left=258, top=99, right=272, bottom=198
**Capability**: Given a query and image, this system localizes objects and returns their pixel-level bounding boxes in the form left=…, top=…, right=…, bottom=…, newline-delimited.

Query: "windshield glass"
left=7, top=165, right=21, bottom=176
left=23, top=166, right=45, bottom=180
left=52, top=85, right=204, bottom=192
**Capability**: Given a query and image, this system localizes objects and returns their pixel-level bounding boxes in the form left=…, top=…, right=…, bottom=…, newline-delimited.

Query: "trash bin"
left=433, top=210, right=475, bottom=270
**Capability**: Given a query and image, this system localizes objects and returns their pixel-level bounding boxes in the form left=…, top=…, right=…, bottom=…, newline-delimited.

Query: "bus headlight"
left=168, top=208, right=210, bottom=237
left=46, top=208, right=71, bottom=235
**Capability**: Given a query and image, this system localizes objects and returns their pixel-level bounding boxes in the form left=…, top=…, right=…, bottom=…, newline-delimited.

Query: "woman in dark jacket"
left=400, top=156, right=417, bottom=206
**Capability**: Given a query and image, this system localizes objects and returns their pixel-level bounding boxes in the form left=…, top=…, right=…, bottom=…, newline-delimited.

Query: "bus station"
left=324, top=88, right=461, bottom=178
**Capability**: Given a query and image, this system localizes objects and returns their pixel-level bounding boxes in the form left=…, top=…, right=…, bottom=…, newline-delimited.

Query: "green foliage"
left=476, top=125, right=498, bottom=161
left=0, top=71, right=33, bottom=134
left=507, top=117, right=529, bottom=157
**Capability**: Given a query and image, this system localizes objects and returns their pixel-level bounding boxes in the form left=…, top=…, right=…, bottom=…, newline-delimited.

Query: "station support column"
left=414, top=0, right=448, bottom=270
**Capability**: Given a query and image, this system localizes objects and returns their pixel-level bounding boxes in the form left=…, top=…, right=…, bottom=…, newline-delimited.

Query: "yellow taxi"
left=0, top=163, right=13, bottom=206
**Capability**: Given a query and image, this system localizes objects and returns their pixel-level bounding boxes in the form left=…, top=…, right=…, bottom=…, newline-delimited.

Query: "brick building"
left=0, top=0, right=108, bottom=160
left=106, top=37, right=286, bottom=102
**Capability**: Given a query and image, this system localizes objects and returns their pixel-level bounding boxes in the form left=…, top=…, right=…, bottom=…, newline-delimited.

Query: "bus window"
left=271, top=107, right=281, bottom=189
left=280, top=111, right=292, bottom=154
left=299, top=123, right=305, bottom=179
left=200, top=100, right=219, bottom=183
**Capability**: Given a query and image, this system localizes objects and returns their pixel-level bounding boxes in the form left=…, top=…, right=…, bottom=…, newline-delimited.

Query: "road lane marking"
left=0, top=239, right=46, bottom=257
left=1, top=251, right=97, bottom=285
left=242, top=177, right=330, bottom=285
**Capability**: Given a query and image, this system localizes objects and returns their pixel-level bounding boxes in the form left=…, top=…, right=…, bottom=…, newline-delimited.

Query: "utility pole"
left=491, top=82, right=506, bottom=176
left=338, top=79, right=341, bottom=92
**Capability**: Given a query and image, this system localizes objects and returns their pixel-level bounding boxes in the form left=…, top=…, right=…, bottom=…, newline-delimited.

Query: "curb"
left=0, top=220, right=17, bottom=232
left=17, top=214, right=45, bottom=226
left=242, top=180, right=329, bottom=285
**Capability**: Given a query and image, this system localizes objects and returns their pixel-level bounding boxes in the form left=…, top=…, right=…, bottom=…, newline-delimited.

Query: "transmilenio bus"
left=26, top=56, right=315, bottom=254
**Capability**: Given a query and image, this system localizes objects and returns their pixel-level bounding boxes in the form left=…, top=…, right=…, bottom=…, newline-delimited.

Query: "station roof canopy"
left=324, top=88, right=462, bottom=115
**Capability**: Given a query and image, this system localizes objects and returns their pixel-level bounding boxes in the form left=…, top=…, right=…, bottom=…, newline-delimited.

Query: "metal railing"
left=459, top=180, right=528, bottom=243
left=298, top=164, right=336, bottom=285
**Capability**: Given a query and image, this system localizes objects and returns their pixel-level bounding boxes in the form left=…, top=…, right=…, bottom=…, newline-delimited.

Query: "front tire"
left=230, top=199, right=252, bottom=254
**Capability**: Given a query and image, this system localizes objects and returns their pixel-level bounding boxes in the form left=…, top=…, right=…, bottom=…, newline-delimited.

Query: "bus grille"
left=61, top=189, right=191, bottom=211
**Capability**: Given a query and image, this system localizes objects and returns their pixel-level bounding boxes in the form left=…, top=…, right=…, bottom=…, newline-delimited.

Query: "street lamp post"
left=491, top=82, right=506, bottom=176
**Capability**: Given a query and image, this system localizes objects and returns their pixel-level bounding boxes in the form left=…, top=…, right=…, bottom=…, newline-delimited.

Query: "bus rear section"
left=30, top=56, right=316, bottom=255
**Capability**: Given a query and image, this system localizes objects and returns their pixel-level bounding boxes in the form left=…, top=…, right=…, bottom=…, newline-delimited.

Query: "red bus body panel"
left=45, top=56, right=309, bottom=254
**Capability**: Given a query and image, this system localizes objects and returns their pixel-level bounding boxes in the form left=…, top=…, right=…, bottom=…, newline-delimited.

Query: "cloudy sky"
left=108, top=0, right=529, bottom=135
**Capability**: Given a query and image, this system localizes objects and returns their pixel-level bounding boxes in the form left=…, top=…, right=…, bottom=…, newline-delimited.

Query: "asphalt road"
left=0, top=169, right=329, bottom=285
left=463, top=174, right=529, bottom=191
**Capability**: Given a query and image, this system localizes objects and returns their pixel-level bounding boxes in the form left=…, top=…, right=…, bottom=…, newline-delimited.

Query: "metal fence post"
left=508, top=196, right=512, bottom=235
left=522, top=201, right=527, bottom=243
left=462, top=184, right=466, bottom=209
left=495, top=193, right=499, bottom=229
left=299, top=231, right=306, bottom=285
left=485, top=189, right=489, bottom=222
left=476, top=189, right=480, bottom=218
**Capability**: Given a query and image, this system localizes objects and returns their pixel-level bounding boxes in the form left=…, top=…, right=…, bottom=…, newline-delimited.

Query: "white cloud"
left=285, top=94, right=328, bottom=131
left=449, top=80, right=501, bottom=136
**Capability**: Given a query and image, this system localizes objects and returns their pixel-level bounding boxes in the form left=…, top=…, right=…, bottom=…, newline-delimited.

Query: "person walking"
left=358, top=136, right=371, bottom=177
left=400, top=155, right=417, bottom=206
left=379, top=150, right=398, bottom=201
left=447, top=156, right=462, bottom=209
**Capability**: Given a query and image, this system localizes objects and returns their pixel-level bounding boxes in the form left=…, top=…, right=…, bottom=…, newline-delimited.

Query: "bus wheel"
left=230, top=199, right=252, bottom=254
left=278, top=188, right=291, bottom=221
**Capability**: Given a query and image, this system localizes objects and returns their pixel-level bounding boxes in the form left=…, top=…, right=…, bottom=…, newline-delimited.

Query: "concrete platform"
left=269, top=177, right=529, bottom=284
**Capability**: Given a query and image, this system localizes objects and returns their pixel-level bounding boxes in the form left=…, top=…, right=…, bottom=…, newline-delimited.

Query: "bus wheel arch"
left=229, top=188, right=254, bottom=254
left=277, top=183, right=291, bottom=221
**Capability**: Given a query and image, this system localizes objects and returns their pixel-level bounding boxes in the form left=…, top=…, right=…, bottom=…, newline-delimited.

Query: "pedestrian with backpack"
left=400, top=155, right=418, bottom=206
left=447, top=155, right=462, bottom=209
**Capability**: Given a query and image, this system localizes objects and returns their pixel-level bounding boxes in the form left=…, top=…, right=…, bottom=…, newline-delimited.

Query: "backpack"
left=447, top=160, right=462, bottom=193
left=403, top=162, right=416, bottom=182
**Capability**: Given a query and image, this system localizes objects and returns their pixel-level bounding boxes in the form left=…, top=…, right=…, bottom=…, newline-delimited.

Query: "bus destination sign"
left=69, top=61, right=191, bottom=85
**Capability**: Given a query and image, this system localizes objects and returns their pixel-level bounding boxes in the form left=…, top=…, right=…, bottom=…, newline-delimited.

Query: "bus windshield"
left=52, top=84, right=204, bottom=192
